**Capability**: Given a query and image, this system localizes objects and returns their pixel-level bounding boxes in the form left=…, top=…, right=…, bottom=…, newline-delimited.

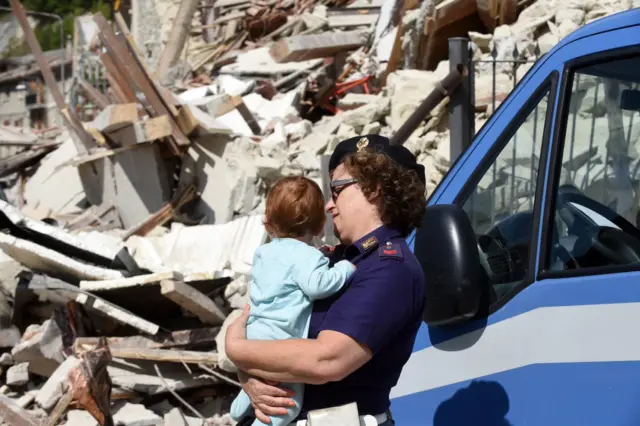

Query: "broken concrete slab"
left=6, top=362, right=29, bottom=387
left=269, top=30, right=367, bottom=63
left=108, top=358, right=215, bottom=395
left=23, top=137, right=87, bottom=216
left=10, top=321, right=60, bottom=378
left=79, top=271, right=182, bottom=292
left=113, top=402, right=164, bottom=426
left=0, top=325, right=21, bottom=348
left=328, top=12, right=379, bottom=28
left=255, top=157, right=283, bottom=179
left=75, top=293, right=160, bottom=335
left=0, top=199, right=125, bottom=262
left=0, top=394, right=40, bottom=426
left=337, top=93, right=380, bottom=110
left=160, top=280, right=227, bottom=325
left=66, top=409, right=100, bottom=426
left=0, top=353, right=14, bottom=365
left=15, top=390, right=37, bottom=409
left=38, top=314, right=65, bottom=364
left=180, top=137, right=235, bottom=225
left=216, top=74, right=255, bottom=97
left=0, top=232, right=125, bottom=282
left=164, top=407, right=204, bottom=426
left=112, top=144, right=172, bottom=229
left=176, top=105, right=232, bottom=137
left=35, top=355, right=81, bottom=410
left=220, top=47, right=324, bottom=76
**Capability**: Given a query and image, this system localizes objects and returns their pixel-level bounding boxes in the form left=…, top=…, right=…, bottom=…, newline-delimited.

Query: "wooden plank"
left=157, top=0, right=202, bottom=78
left=93, top=13, right=187, bottom=153
left=10, top=0, right=64, bottom=108
left=109, top=115, right=174, bottom=146
left=113, top=13, right=180, bottom=117
left=73, top=327, right=221, bottom=351
left=77, top=78, right=110, bottom=110
left=232, top=96, right=261, bottom=135
left=433, top=0, right=477, bottom=32
left=9, top=0, right=95, bottom=154
left=80, top=271, right=182, bottom=292
left=269, top=31, right=366, bottom=63
left=100, top=52, right=138, bottom=103
left=95, top=347, right=219, bottom=365
left=90, top=103, right=139, bottom=134
left=160, top=280, right=227, bottom=325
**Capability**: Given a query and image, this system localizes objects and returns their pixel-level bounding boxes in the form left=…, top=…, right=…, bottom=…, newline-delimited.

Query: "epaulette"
left=379, top=241, right=403, bottom=259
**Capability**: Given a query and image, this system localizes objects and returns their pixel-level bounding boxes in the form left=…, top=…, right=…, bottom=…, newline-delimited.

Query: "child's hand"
left=318, top=245, right=335, bottom=257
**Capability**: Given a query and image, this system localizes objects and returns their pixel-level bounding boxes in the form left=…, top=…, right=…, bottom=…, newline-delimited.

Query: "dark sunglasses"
left=330, top=178, right=358, bottom=202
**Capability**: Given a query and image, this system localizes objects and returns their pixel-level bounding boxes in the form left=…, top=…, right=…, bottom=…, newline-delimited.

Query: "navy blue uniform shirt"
left=300, top=225, right=426, bottom=416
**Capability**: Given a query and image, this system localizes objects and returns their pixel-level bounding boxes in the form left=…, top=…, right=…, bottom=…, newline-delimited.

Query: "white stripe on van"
left=391, top=302, right=640, bottom=398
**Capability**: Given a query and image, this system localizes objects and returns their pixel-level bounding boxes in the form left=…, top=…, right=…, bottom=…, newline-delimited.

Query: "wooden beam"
left=109, top=115, right=174, bottom=146
left=93, top=13, right=187, bottom=154
left=232, top=96, right=261, bottom=135
left=73, top=327, right=220, bottom=351
left=90, top=103, right=139, bottom=134
left=10, top=0, right=95, bottom=154
left=82, top=346, right=219, bottom=365
left=156, top=0, right=201, bottom=78
left=77, top=78, right=110, bottom=110
left=160, top=280, right=227, bottom=325
left=100, top=52, right=138, bottom=103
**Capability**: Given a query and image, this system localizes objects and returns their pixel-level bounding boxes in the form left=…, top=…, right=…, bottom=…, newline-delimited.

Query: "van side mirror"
left=414, top=204, right=484, bottom=326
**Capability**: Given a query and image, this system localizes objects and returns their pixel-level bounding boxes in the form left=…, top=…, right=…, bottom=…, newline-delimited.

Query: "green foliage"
left=2, top=36, right=30, bottom=59
left=2, top=0, right=112, bottom=57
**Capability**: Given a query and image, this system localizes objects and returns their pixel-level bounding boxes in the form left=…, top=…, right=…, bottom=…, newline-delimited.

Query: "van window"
left=462, top=89, right=550, bottom=301
left=545, top=57, right=640, bottom=273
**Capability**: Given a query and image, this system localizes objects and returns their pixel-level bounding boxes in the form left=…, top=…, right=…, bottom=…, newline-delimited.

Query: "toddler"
left=230, top=176, right=356, bottom=426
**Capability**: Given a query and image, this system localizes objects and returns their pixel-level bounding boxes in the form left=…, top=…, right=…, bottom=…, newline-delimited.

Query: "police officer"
left=226, top=135, right=427, bottom=426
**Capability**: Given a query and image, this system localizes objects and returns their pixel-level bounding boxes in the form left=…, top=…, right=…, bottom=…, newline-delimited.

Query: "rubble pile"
left=0, top=0, right=637, bottom=424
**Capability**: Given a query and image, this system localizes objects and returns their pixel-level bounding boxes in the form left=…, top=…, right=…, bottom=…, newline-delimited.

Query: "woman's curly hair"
left=342, top=149, right=426, bottom=236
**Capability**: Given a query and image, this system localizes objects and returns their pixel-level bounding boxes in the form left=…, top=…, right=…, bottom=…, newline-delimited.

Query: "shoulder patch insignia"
left=360, top=236, right=379, bottom=251
left=379, top=241, right=403, bottom=259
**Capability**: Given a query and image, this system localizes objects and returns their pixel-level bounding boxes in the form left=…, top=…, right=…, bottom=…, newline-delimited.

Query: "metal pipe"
left=0, top=6, right=65, bottom=99
left=390, top=63, right=467, bottom=146
left=448, top=37, right=474, bottom=164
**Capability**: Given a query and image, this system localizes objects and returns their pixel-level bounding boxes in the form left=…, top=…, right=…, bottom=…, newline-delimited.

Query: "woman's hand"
left=238, top=371, right=297, bottom=424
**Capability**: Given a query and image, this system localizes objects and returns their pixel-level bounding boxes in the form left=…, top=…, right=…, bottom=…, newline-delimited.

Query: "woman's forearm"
left=228, top=338, right=335, bottom=384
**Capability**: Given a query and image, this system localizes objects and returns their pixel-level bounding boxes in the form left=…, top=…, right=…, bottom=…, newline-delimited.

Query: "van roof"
left=556, top=8, right=640, bottom=49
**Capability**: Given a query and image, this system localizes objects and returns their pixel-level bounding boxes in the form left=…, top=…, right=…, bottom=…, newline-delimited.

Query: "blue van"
left=391, top=8, right=640, bottom=425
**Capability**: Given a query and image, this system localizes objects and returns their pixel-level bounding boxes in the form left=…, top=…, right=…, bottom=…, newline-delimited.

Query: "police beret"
left=328, top=134, right=426, bottom=184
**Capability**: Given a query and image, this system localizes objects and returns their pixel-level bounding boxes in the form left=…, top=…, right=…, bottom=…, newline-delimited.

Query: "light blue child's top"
left=246, top=238, right=356, bottom=341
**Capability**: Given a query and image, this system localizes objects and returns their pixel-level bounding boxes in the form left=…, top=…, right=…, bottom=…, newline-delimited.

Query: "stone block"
left=35, top=355, right=81, bottom=410
left=6, top=362, right=29, bottom=386
left=113, top=402, right=165, bottom=425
